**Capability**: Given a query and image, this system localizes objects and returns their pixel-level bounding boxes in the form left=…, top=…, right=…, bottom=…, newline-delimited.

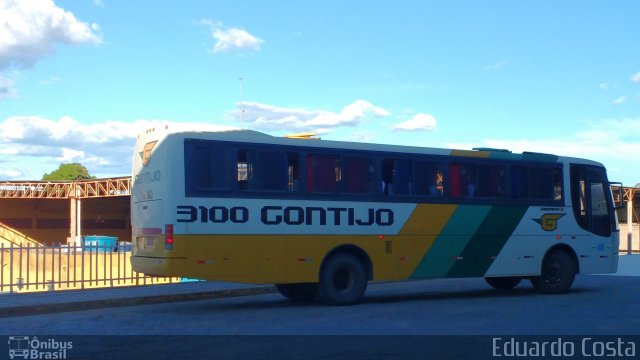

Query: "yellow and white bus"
left=131, top=126, right=619, bottom=305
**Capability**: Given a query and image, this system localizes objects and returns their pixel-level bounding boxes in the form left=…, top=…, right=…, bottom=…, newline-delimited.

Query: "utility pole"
left=239, top=77, right=245, bottom=128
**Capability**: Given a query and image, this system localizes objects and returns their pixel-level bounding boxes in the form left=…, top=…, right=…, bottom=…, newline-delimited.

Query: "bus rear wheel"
left=275, top=283, right=316, bottom=302
left=531, top=251, right=576, bottom=294
left=485, top=276, right=522, bottom=290
left=315, top=253, right=367, bottom=306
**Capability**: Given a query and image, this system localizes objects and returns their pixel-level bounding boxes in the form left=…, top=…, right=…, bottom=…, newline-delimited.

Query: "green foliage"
left=42, top=163, right=96, bottom=181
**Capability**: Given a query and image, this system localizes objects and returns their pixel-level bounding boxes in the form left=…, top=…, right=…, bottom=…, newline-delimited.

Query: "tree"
left=42, top=163, right=96, bottom=181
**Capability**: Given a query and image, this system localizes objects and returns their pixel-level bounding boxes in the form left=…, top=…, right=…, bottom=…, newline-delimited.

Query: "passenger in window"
left=467, top=175, right=476, bottom=197
left=381, top=162, right=396, bottom=195
left=436, top=171, right=444, bottom=195
left=290, top=179, right=300, bottom=192
left=382, top=181, right=394, bottom=195
left=429, top=172, right=443, bottom=196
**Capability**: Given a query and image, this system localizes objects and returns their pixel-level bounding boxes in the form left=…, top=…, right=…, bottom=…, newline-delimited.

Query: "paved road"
left=2, top=275, right=639, bottom=359
left=2, top=275, right=638, bottom=335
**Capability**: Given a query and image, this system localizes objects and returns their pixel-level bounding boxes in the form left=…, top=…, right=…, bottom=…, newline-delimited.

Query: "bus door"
left=570, top=165, right=617, bottom=273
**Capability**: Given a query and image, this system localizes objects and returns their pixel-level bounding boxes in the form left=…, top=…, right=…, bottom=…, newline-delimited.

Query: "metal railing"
left=0, top=243, right=181, bottom=293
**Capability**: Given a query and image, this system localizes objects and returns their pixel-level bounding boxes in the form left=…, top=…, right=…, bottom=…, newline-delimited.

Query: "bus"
left=130, top=126, right=619, bottom=305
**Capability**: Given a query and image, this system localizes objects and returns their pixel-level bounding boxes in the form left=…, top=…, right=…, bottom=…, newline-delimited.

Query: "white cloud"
left=0, top=0, right=101, bottom=70
left=200, top=20, right=263, bottom=54
left=448, top=119, right=640, bottom=160
left=235, top=100, right=389, bottom=133
left=613, top=96, right=627, bottom=104
left=484, top=60, right=508, bottom=70
left=447, top=118, right=640, bottom=185
left=0, top=168, right=23, bottom=179
left=599, top=83, right=610, bottom=90
left=213, top=28, right=264, bottom=53
left=344, top=131, right=376, bottom=143
left=0, top=116, right=237, bottom=178
left=0, top=76, right=15, bottom=98
left=55, top=148, right=85, bottom=162
left=236, top=100, right=389, bottom=133
left=39, top=76, right=61, bottom=86
left=392, top=113, right=437, bottom=132
left=631, top=72, right=640, bottom=83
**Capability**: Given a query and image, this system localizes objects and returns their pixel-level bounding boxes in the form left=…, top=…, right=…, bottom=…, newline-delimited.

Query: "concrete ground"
left=0, top=254, right=638, bottom=317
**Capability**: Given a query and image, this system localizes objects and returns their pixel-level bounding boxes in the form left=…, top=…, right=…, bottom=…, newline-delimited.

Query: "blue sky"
left=1, top=0, right=639, bottom=185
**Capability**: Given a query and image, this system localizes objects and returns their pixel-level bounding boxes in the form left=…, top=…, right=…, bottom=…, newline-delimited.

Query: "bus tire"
left=275, top=283, right=316, bottom=302
left=316, top=253, right=367, bottom=306
left=531, top=251, right=576, bottom=294
left=485, top=276, right=522, bottom=290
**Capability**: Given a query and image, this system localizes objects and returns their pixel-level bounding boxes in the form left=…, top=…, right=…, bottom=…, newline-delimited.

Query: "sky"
left=0, top=0, right=639, bottom=186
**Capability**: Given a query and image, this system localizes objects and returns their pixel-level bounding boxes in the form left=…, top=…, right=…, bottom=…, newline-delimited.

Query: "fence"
left=0, top=243, right=181, bottom=293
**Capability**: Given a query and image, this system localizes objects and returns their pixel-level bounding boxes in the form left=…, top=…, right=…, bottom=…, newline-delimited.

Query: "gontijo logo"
left=139, top=140, right=158, bottom=167
left=533, top=213, right=565, bottom=231
left=7, top=336, right=73, bottom=359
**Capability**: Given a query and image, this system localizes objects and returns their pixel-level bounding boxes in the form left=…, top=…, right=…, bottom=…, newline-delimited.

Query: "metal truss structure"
left=623, top=187, right=639, bottom=203
left=0, top=177, right=131, bottom=199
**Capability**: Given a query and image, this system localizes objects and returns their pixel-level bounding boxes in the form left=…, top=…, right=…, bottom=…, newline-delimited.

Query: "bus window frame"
left=183, top=138, right=565, bottom=207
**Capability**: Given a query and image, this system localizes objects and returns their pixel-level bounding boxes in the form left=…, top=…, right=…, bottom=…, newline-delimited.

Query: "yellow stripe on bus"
left=393, top=203, right=458, bottom=278
left=450, top=149, right=491, bottom=158
left=164, top=204, right=459, bottom=283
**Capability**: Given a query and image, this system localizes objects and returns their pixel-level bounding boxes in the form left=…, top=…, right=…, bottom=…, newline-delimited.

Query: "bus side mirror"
left=610, top=182, right=624, bottom=209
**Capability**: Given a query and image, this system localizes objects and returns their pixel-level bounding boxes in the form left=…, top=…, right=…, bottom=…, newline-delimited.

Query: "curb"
left=0, top=286, right=277, bottom=318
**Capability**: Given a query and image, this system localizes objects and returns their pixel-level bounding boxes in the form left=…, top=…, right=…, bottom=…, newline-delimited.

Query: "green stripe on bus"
left=521, top=152, right=559, bottom=162
left=489, top=152, right=522, bottom=161
left=410, top=205, right=491, bottom=279
left=446, top=205, right=529, bottom=278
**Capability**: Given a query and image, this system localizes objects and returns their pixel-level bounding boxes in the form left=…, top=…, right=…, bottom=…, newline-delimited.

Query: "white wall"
left=619, top=223, right=640, bottom=253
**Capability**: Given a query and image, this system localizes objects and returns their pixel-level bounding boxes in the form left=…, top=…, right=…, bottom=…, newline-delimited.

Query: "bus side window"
left=394, top=160, right=412, bottom=195
left=381, top=159, right=394, bottom=195
left=477, top=165, right=506, bottom=198
left=288, top=152, right=300, bottom=192
left=306, top=154, right=313, bottom=192
left=414, top=161, right=444, bottom=197
left=381, top=159, right=412, bottom=195
left=590, top=182, right=611, bottom=236
left=450, top=164, right=461, bottom=198
left=238, top=149, right=288, bottom=191
left=344, top=157, right=373, bottom=194
left=195, top=145, right=230, bottom=190
left=464, top=165, right=477, bottom=197
left=237, top=150, right=249, bottom=190
left=308, top=154, right=340, bottom=193
left=571, top=166, right=588, bottom=229
left=511, top=166, right=528, bottom=199
left=553, top=168, right=563, bottom=201
left=529, top=167, right=561, bottom=200
left=570, top=165, right=611, bottom=236
left=184, top=142, right=231, bottom=195
left=255, top=151, right=288, bottom=191
left=195, top=146, right=214, bottom=188
left=452, top=163, right=476, bottom=198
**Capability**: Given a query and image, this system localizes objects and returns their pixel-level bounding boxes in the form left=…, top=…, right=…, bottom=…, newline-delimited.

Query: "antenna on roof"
left=238, top=77, right=245, bottom=129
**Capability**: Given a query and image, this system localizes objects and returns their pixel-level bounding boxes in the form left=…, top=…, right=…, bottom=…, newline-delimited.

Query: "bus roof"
left=143, top=126, right=604, bottom=167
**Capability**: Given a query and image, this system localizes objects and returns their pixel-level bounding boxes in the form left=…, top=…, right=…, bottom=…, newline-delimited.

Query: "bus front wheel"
left=275, top=283, right=316, bottom=302
left=485, top=276, right=522, bottom=290
left=531, top=251, right=576, bottom=294
left=315, top=253, right=367, bottom=306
